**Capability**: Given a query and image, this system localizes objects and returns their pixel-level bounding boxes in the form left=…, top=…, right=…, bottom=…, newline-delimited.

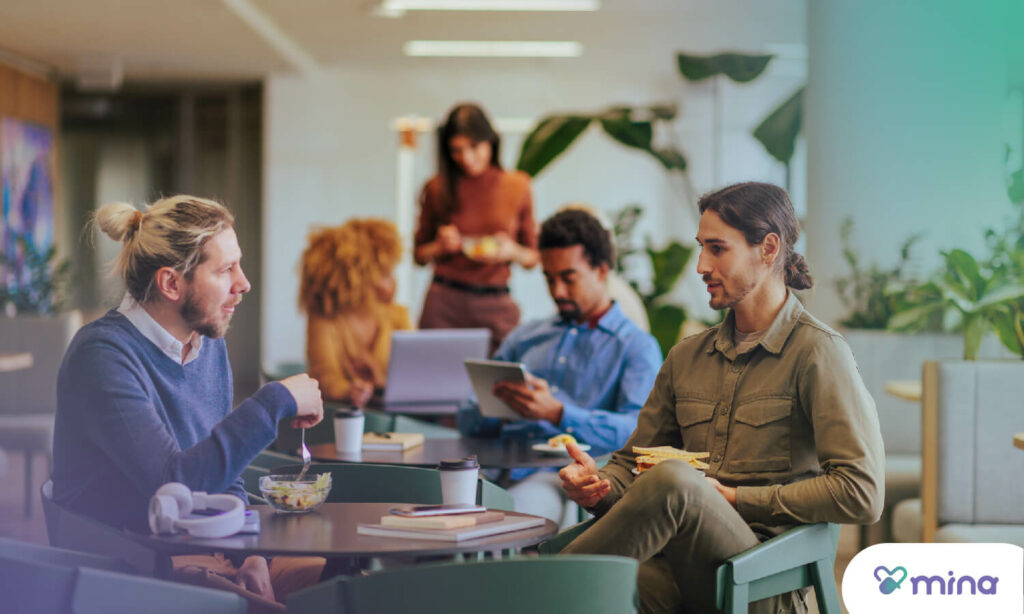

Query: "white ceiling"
left=0, top=0, right=806, bottom=82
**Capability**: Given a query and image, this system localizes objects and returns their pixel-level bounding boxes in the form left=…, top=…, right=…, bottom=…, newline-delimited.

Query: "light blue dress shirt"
left=457, top=301, right=662, bottom=474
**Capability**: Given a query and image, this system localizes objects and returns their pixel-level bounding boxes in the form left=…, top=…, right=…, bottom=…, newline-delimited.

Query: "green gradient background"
left=805, top=0, right=1024, bottom=324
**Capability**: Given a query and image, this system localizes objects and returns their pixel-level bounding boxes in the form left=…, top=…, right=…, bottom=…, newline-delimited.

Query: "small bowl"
left=259, top=473, right=332, bottom=513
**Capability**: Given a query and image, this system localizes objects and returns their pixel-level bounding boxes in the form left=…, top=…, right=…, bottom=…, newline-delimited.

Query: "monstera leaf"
left=676, top=52, right=773, bottom=83
left=753, top=87, right=804, bottom=165
left=516, top=115, right=592, bottom=177
left=646, top=241, right=693, bottom=301
left=647, top=303, right=688, bottom=357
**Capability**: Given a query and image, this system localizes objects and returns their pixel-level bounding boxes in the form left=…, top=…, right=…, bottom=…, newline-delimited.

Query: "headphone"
left=148, top=483, right=245, bottom=539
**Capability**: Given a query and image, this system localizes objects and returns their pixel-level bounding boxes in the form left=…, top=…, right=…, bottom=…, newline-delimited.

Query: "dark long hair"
left=437, top=103, right=502, bottom=220
left=697, top=182, right=813, bottom=290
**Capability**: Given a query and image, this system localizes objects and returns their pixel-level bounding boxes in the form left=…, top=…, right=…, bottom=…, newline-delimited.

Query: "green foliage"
left=0, top=236, right=70, bottom=315
left=611, top=206, right=694, bottom=356
left=835, top=218, right=925, bottom=330
left=753, top=87, right=804, bottom=166
left=889, top=249, right=1024, bottom=359
left=516, top=105, right=686, bottom=179
left=676, top=52, right=774, bottom=83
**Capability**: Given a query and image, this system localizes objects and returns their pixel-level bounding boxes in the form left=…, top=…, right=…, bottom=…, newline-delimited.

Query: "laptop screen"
left=383, top=329, right=490, bottom=405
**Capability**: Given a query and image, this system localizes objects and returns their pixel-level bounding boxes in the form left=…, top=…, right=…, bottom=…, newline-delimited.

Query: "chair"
left=41, top=480, right=162, bottom=576
left=892, top=360, right=1024, bottom=544
left=0, top=538, right=245, bottom=614
left=536, top=519, right=842, bottom=614
left=274, top=405, right=395, bottom=455
left=0, top=310, right=82, bottom=516
left=276, top=462, right=514, bottom=511
left=287, top=555, right=638, bottom=614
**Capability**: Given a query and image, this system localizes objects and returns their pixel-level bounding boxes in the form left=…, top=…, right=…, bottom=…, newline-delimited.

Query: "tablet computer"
left=464, top=358, right=528, bottom=420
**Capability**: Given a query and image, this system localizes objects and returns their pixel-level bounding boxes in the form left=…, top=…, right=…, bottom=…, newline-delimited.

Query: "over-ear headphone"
left=148, top=483, right=245, bottom=538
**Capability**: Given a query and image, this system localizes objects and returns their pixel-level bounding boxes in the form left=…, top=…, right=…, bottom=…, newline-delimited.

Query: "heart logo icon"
left=874, top=565, right=908, bottom=595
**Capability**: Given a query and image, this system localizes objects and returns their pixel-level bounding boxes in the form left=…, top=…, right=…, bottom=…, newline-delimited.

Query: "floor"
left=0, top=450, right=859, bottom=613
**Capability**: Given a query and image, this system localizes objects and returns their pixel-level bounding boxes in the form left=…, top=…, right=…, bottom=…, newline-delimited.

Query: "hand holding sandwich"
left=559, top=440, right=610, bottom=508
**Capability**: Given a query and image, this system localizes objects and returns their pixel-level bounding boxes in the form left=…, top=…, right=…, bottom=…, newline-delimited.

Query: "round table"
left=309, top=437, right=581, bottom=470
left=136, top=502, right=557, bottom=576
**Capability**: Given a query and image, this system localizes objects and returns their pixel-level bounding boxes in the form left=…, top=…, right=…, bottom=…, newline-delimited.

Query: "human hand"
left=235, top=556, right=275, bottom=602
left=279, top=374, right=324, bottom=429
left=348, top=379, right=374, bottom=408
left=705, top=476, right=737, bottom=508
left=436, top=225, right=462, bottom=254
left=559, top=441, right=610, bottom=508
left=493, top=373, right=563, bottom=424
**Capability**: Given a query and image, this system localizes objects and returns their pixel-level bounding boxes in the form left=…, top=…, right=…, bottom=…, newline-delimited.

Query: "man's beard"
left=181, top=288, right=231, bottom=338
left=704, top=275, right=756, bottom=311
left=557, top=300, right=582, bottom=322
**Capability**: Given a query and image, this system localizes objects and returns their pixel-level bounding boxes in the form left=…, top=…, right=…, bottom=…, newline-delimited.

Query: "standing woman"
left=414, top=103, right=539, bottom=353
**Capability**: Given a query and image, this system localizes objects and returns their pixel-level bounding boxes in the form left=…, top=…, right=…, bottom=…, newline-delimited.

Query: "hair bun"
left=95, top=202, right=142, bottom=242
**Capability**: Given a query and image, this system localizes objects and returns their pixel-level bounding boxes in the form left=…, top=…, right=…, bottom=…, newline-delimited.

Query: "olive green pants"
left=563, top=460, right=806, bottom=614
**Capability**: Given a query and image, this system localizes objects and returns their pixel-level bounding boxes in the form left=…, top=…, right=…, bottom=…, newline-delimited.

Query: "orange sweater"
left=305, top=303, right=412, bottom=403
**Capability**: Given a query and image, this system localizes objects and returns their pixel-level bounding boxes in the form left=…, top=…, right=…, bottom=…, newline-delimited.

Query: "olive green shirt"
left=592, top=292, right=885, bottom=531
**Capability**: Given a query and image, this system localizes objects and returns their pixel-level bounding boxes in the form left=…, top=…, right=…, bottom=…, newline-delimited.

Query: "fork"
left=296, top=428, right=312, bottom=481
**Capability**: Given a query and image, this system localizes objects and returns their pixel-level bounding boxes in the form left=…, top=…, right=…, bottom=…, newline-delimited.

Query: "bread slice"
left=632, top=446, right=710, bottom=472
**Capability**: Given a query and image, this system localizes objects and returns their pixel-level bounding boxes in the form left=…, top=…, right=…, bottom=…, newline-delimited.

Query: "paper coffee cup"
left=438, top=457, right=480, bottom=505
left=333, top=408, right=365, bottom=453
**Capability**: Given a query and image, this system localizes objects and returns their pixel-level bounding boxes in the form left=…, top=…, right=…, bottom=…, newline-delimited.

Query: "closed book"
left=361, top=432, right=425, bottom=451
left=379, top=511, right=505, bottom=530
left=357, top=515, right=546, bottom=542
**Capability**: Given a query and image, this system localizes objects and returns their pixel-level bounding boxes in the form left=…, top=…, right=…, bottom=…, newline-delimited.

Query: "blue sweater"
left=52, top=310, right=296, bottom=532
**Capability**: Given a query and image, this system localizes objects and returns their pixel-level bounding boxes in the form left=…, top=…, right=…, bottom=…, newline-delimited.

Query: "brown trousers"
left=173, top=554, right=325, bottom=614
left=418, top=281, right=520, bottom=355
left=563, top=461, right=806, bottom=614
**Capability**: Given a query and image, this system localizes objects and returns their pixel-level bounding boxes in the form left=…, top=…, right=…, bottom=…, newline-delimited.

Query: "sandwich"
left=632, top=445, right=710, bottom=473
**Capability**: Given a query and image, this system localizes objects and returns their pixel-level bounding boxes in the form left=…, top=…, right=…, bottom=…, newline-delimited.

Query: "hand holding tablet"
left=464, top=359, right=528, bottom=420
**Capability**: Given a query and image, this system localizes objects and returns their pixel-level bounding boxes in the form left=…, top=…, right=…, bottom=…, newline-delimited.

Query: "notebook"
left=382, top=329, right=490, bottom=414
left=357, top=515, right=545, bottom=542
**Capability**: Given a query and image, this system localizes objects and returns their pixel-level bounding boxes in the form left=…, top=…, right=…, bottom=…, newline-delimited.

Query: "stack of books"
left=357, top=509, right=545, bottom=542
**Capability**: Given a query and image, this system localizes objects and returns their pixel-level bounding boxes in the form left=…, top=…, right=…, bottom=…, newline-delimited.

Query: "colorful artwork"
left=1, top=116, right=54, bottom=296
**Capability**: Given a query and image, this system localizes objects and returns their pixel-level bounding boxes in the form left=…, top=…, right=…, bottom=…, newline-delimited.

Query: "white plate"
left=532, top=442, right=591, bottom=456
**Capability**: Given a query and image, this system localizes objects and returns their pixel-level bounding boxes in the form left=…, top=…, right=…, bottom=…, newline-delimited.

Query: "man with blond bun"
left=559, top=182, right=884, bottom=614
left=53, top=195, right=325, bottom=610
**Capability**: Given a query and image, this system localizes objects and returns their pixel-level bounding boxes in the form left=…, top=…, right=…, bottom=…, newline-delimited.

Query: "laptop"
left=382, top=329, right=490, bottom=414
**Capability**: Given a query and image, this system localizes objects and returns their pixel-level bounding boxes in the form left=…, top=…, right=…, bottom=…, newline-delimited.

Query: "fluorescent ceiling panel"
left=382, top=0, right=598, bottom=12
left=404, top=40, right=583, bottom=57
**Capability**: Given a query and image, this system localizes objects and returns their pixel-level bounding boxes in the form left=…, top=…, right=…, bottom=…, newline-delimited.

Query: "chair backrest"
left=276, top=462, right=514, bottom=510
left=0, top=310, right=81, bottom=414
left=922, top=360, right=1024, bottom=540
left=287, top=555, right=638, bottom=614
left=41, top=480, right=160, bottom=575
left=0, top=546, right=245, bottom=614
left=0, top=536, right=136, bottom=574
left=393, top=414, right=460, bottom=439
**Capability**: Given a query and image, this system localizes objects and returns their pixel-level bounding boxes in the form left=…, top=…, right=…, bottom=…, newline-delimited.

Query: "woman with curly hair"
left=414, top=102, right=539, bottom=352
left=299, top=219, right=412, bottom=407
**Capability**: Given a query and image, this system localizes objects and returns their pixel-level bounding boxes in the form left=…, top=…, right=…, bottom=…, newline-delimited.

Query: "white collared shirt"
left=117, top=293, right=203, bottom=365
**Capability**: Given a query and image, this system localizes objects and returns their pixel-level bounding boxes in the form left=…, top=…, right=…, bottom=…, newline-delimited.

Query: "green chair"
left=287, top=555, right=638, bottom=614
left=276, top=462, right=515, bottom=511
left=274, top=406, right=397, bottom=455
left=0, top=540, right=245, bottom=614
left=393, top=414, right=460, bottom=439
left=537, top=519, right=842, bottom=614
left=241, top=464, right=270, bottom=504
left=41, top=480, right=161, bottom=576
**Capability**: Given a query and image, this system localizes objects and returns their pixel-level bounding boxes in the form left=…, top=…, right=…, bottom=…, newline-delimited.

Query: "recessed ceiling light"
left=404, top=40, right=583, bottom=58
left=381, top=0, right=598, bottom=12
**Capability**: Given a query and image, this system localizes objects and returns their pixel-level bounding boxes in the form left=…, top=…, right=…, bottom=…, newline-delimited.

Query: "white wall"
left=262, top=8, right=807, bottom=368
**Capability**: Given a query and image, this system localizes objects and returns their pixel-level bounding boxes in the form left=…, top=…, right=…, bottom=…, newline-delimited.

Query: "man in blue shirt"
left=457, top=208, right=662, bottom=525
left=54, top=196, right=325, bottom=608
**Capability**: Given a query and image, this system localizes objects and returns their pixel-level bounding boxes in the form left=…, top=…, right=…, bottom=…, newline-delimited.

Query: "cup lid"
left=439, top=456, right=479, bottom=470
left=334, top=408, right=363, bottom=418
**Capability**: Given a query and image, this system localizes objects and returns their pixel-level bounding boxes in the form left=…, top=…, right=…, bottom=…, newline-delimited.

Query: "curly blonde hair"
left=299, top=218, right=402, bottom=317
